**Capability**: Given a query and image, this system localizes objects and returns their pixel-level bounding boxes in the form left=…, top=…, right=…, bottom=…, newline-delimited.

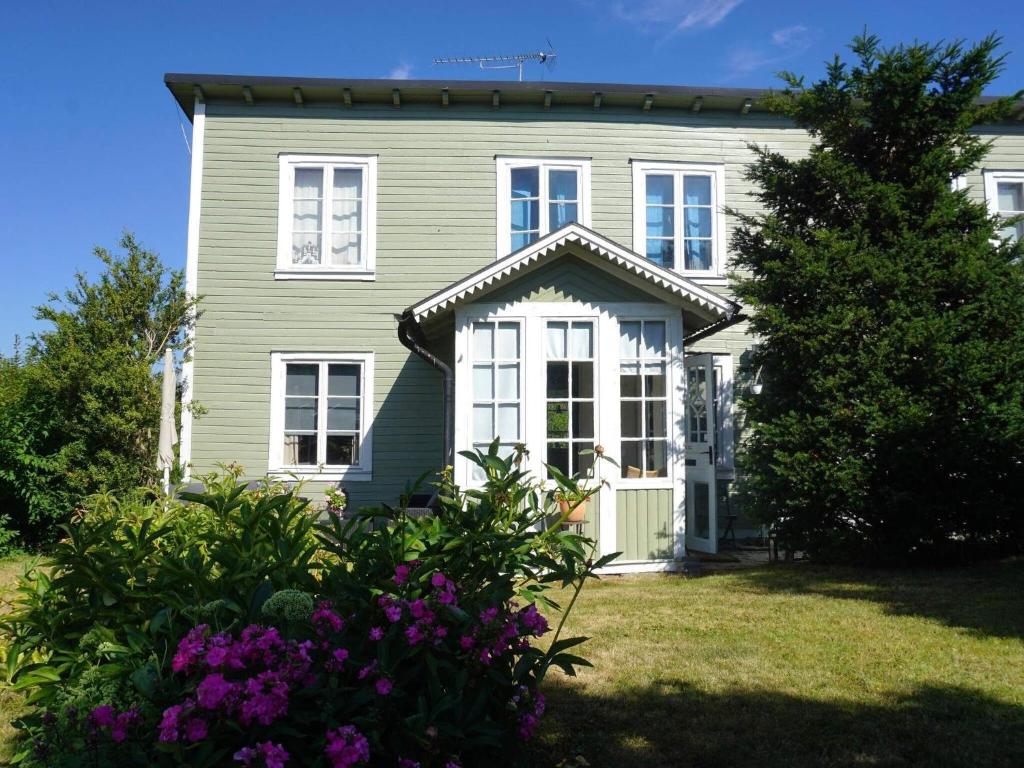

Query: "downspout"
left=397, top=310, right=455, bottom=468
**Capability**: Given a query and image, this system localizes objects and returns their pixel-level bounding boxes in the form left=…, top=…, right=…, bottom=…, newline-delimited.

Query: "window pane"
left=496, top=404, right=519, bottom=440
left=684, top=207, right=712, bottom=238
left=576, top=446, right=595, bottom=476
left=550, top=201, right=578, bottom=229
left=570, top=323, right=593, bottom=359
left=547, top=401, right=569, bottom=438
left=549, top=169, right=578, bottom=201
left=645, top=440, right=668, bottom=477
left=547, top=362, right=569, bottom=398
left=473, top=364, right=494, bottom=400
left=293, top=198, right=322, bottom=230
left=620, top=365, right=642, bottom=397
left=292, top=231, right=321, bottom=265
left=283, top=434, right=317, bottom=465
left=472, top=323, right=494, bottom=360
left=645, top=238, right=674, bottom=267
left=325, top=434, right=358, bottom=466
left=619, top=321, right=641, bottom=359
left=473, top=404, right=493, bottom=442
left=621, top=401, right=642, bottom=438
left=511, top=199, right=540, bottom=233
left=327, top=364, right=360, bottom=396
left=645, top=365, right=667, bottom=397
left=333, top=168, right=362, bottom=199
left=571, top=361, right=594, bottom=398
left=547, top=442, right=570, bottom=477
left=684, top=175, right=712, bottom=205
left=646, top=175, right=674, bottom=205
left=496, top=323, right=520, bottom=359
left=546, top=322, right=568, bottom=359
left=330, top=234, right=361, bottom=266
left=327, top=400, right=359, bottom=431
left=511, top=167, right=539, bottom=198
left=286, top=364, right=319, bottom=396
left=684, top=240, right=712, bottom=271
left=285, top=398, right=317, bottom=431
left=997, top=182, right=1023, bottom=212
left=620, top=441, right=642, bottom=477
left=332, top=197, right=362, bottom=232
left=573, top=402, right=594, bottom=439
left=1000, top=220, right=1024, bottom=242
left=645, top=401, right=667, bottom=438
left=642, top=322, right=666, bottom=358
left=646, top=205, right=674, bottom=237
left=496, top=364, right=518, bottom=399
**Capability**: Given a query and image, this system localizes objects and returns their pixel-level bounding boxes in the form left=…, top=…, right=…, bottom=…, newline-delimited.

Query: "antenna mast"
left=433, top=48, right=556, bottom=81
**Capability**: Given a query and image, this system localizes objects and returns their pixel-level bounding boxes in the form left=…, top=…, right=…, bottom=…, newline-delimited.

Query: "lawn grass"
left=531, top=559, right=1024, bottom=768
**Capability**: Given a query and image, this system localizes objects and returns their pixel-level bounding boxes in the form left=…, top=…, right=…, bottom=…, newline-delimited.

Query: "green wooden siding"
left=189, top=99, right=1024, bottom=517
left=615, top=489, right=674, bottom=561
left=485, top=254, right=658, bottom=305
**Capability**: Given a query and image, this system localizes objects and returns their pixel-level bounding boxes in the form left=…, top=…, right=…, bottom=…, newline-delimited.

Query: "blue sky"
left=1, top=0, right=1022, bottom=353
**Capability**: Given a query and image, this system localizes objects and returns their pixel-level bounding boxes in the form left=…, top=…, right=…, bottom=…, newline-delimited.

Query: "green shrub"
left=3, top=443, right=617, bottom=767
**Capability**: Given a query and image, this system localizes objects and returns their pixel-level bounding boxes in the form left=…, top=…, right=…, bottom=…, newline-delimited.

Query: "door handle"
left=707, top=445, right=714, bottom=463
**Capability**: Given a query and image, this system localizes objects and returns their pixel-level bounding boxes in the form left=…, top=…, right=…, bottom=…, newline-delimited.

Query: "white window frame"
left=268, top=352, right=374, bottom=481
left=276, top=154, right=378, bottom=280
left=631, top=160, right=727, bottom=281
left=711, top=353, right=735, bottom=475
left=984, top=170, right=1024, bottom=242
left=495, top=157, right=592, bottom=258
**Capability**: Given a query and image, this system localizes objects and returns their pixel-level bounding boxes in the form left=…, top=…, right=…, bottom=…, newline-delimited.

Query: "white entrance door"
left=684, top=354, right=717, bottom=554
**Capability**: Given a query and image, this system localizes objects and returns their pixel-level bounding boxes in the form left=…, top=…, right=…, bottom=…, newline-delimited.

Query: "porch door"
left=684, top=354, right=717, bottom=554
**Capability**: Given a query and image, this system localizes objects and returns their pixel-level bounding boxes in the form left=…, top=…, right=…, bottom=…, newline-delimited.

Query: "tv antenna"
left=434, top=41, right=557, bottom=82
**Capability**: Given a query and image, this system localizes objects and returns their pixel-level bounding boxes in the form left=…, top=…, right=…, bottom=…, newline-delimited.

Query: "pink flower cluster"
left=325, top=725, right=370, bottom=768
left=515, top=688, right=546, bottom=741
left=458, top=603, right=550, bottom=666
left=88, top=705, right=139, bottom=744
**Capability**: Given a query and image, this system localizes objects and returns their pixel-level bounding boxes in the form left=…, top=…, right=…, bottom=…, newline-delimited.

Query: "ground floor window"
left=269, top=352, right=374, bottom=478
left=471, top=320, right=522, bottom=457
left=545, top=320, right=595, bottom=477
left=619, top=319, right=669, bottom=478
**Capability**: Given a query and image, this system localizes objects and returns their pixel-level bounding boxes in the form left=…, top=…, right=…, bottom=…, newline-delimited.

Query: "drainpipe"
left=397, top=310, right=455, bottom=467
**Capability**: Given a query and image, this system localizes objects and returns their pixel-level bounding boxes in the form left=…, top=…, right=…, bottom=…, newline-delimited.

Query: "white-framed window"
left=276, top=155, right=377, bottom=280
left=496, top=157, right=591, bottom=257
left=618, top=319, right=669, bottom=479
left=268, top=352, right=374, bottom=479
left=711, top=354, right=735, bottom=473
left=631, top=161, right=726, bottom=277
left=470, top=320, right=523, bottom=469
left=544, top=320, right=596, bottom=478
left=984, top=170, right=1024, bottom=243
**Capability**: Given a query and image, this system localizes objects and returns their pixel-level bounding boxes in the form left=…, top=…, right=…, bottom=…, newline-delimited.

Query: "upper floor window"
left=631, top=161, right=726, bottom=277
left=276, top=155, right=377, bottom=280
left=269, top=352, right=374, bottom=479
left=496, top=158, right=591, bottom=257
left=985, top=171, right=1024, bottom=243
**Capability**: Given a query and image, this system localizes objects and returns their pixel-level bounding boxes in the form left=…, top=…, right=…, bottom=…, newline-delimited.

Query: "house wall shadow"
left=726, top=560, right=1024, bottom=641
left=531, top=679, right=1024, bottom=768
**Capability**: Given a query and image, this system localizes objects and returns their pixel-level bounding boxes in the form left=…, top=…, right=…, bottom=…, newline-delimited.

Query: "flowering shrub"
left=4, top=443, right=617, bottom=767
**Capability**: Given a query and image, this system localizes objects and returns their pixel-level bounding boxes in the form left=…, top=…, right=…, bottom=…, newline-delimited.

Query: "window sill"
left=274, top=269, right=376, bottom=282
left=679, top=273, right=727, bottom=285
left=269, top=467, right=373, bottom=482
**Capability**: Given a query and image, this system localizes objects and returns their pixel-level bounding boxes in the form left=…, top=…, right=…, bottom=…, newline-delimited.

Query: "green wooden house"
left=165, top=74, right=1024, bottom=573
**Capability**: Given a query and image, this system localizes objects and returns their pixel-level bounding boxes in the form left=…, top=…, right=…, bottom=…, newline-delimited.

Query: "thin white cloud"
left=613, top=0, right=743, bottom=34
left=726, top=24, right=818, bottom=78
left=389, top=64, right=413, bottom=80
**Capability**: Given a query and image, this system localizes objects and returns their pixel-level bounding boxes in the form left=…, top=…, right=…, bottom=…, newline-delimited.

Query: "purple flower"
left=398, top=760, right=421, bottom=768
left=459, top=635, right=475, bottom=650
left=517, top=604, right=550, bottom=636
left=327, top=647, right=350, bottom=672
left=197, top=672, right=234, bottom=709
left=479, top=607, right=498, bottom=625
left=172, top=625, right=209, bottom=673
left=184, top=717, right=208, bottom=743
left=313, top=602, right=344, bottom=635
left=234, top=746, right=257, bottom=765
left=393, top=564, right=410, bottom=585
left=368, top=626, right=384, bottom=641
left=89, top=706, right=115, bottom=728
left=375, top=677, right=393, bottom=696
left=405, top=624, right=425, bottom=646
left=357, top=661, right=378, bottom=681
left=325, top=725, right=370, bottom=768
left=110, top=710, right=139, bottom=744
left=260, top=741, right=290, bottom=768
left=407, top=599, right=427, bottom=619
left=158, top=704, right=184, bottom=743
left=430, top=572, right=447, bottom=588
left=239, top=672, right=289, bottom=726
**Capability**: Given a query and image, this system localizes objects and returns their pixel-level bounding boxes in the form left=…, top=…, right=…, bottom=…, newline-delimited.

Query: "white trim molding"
left=179, top=99, right=205, bottom=479
left=275, top=154, right=378, bottom=280
left=268, top=352, right=375, bottom=481
left=407, top=223, right=738, bottom=324
left=496, top=156, right=592, bottom=258
left=983, top=169, right=1024, bottom=242
left=631, top=160, right=727, bottom=280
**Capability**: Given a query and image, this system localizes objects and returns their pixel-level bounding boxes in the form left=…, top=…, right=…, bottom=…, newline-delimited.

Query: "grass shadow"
left=532, top=679, right=1024, bottom=768
left=723, top=558, right=1024, bottom=641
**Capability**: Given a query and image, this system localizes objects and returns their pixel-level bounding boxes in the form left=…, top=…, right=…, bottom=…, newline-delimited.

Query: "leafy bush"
left=4, top=444, right=616, bottom=767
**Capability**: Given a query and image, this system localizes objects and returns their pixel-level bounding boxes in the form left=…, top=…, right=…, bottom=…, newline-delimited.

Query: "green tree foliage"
left=0, top=234, right=196, bottom=543
left=731, top=34, right=1024, bottom=564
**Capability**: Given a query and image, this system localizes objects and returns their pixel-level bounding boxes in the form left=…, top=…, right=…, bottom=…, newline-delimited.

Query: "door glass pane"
left=570, top=323, right=593, bottom=359
left=547, top=442, right=570, bottom=477
left=621, top=441, right=642, bottom=477
left=327, top=365, right=360, bottom=396
left=325, top=434, right=357, bottom=465
left=573, top=402, right=594, bottom=439
left=620, top=401, right=642, bottom=438
left=496, top=364, right=518, bottom=399
left=642, top=322, right=665, bottom=358
left=645, top=363, right=666, bottom=397
left=577, top=448, right=595, bottom=476
left=690, top=480, right=711, bottom=538
left=547, top=362, right=569, bottom=398
left=645, top=401, right=667, bottom=438
left=571, top=362, right=594, bottom=398
left=496, top=323, right=520, bottom=360
left=619, top=321, right=641, bottom=358
left=496, top=404, right=519, bottom=440
left=547, top=402, right=569, bottom=438
left=546, top=322, right=568, bottom=358
left=687, top=366, right=709, bottom=443
left=473, top=404, right=493, bottom=442
left=645, top=440, right=668, bottom=477
left=473, top=364, right=494, bottom=400
left=620, top=364, right=642, bottom=397
left=472, top=323, right=494, bottom=360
